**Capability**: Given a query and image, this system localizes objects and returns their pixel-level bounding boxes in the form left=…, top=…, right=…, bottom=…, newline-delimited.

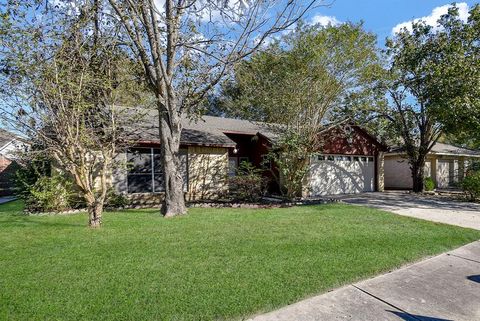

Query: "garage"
left=308, top=154, right=375, bottom=196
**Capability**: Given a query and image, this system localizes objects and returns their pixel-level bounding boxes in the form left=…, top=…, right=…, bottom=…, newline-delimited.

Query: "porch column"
left=458, top=157, right=465, bottom=180
left=431, top=157, right=438, bottom=188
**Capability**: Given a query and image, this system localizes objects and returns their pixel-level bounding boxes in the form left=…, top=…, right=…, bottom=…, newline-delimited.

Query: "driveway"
left=249, top=241, right=480, bottom=321
left=337, top=191, right=480, bottom=230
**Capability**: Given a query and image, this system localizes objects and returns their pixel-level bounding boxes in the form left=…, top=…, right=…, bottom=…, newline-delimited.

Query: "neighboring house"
left=111, top=112, right=387, bottom=204
left=384, top=142, right=480, bottom=190
left=0, top=129, right=28, bottom=196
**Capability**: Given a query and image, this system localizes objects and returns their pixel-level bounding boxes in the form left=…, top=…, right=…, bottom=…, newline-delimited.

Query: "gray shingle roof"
left=430, top=142, right=480, bottom=157
left=127, top=108, right=276, bottom=147
left=388, top=142, right=480, bottom=157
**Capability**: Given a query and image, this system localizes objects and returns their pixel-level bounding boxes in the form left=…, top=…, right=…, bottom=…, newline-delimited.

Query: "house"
left=384, top=142, right=480, bottom=190
left=111, top=112, right=387, bottom=204
left=0, top=129, right=28, bottom=196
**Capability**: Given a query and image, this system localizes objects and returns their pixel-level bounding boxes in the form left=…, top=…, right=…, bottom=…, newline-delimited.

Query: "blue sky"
left=304, top=0, right=477, bottom=46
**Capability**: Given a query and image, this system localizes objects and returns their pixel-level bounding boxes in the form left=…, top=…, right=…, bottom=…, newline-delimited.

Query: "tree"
left=217, top=22, right=382, bottom=198
left=428, top=5, right=480, bottom=148
left=371, top=4, right=480, bottom=192
left=104, top=0, right=321, bottom=216
left=0, top=1, right=143, bottom=227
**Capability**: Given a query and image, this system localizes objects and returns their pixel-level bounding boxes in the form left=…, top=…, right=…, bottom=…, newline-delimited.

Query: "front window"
left=127, top=148, right=188, bottom=193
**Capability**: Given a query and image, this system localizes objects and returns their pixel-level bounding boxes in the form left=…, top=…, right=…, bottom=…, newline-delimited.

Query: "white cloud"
left=310, top=14, right=341, bottom=27
left=392, top=2, right=469, bottom=35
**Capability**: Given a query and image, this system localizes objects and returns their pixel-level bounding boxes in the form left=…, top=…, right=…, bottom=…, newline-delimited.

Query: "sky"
left=304, top=0, right=478, bottom=46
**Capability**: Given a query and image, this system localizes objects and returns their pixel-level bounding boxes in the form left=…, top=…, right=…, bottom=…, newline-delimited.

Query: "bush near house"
left=461, top=169, right=480, bottom=201
left=24, top=175, right=73, bottom=212
left=424, top=177, right=435, bottom=191
left=104, top=188, right=130, bottom=209
left=228, top=161, right=267, bottom=202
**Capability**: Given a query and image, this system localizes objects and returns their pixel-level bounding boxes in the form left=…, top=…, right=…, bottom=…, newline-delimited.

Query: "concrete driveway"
left=337, top=191, right=480, bottom=230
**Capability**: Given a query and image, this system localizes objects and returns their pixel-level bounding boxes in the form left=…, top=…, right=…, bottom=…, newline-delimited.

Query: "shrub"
left=105, top=188, right=130, bottom=209
left=25, top=175, right=73, bottom=212
left=461, top=170, right=480, bottom=201
left=228, top=161, right=266, bottom=202
left=424, top=177, right=435, bottom=191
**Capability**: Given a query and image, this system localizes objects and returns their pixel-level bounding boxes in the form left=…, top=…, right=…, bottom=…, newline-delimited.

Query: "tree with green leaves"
left=0, top=1, right=144, bottom=227
left=218, top=22, right=382, bottom=198
left=370, top=4, right=480, bottom=192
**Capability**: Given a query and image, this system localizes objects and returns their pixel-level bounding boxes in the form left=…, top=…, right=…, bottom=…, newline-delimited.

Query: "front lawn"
left=1, top=201, right=479, bottom=321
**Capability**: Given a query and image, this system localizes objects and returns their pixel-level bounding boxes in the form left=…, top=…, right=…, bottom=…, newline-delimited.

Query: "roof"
left=430, top=142, right=480, bottom=157
left=0, top=129, right=27, bottom=151
left=388, top=142, right=480, bottom=157
left=128, top=108, right=277, bottom=147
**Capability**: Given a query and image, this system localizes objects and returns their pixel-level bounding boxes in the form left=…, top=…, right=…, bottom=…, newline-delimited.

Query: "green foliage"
left=228, top=161, right=266, bottom=202
left=372, top=4, right=480, bottom=188
left=461, top=169, right=480, bottom=201
left=218, top=22, right=382, bottom=124
left=267, top=131, right=312, bottom=199
left=105, top=188, right=130, bottom=209
left=424, top=177, right=435, bottom=191
left=1, top=202, right=480, bottom=320
left=14, top=156, right=51, bottom=200
left=25, top=175, right=73, bottom=213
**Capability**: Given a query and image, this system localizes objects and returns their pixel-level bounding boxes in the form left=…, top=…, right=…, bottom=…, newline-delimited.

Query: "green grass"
left=1, top=200, right=479, bottom=321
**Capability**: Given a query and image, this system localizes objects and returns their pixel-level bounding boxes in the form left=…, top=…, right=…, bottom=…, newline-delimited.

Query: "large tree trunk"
left=158, top=109, right=187, bottom=217
left=87, top=200, right=103, bottom=228
left=411, top=161, right=425, bottom=193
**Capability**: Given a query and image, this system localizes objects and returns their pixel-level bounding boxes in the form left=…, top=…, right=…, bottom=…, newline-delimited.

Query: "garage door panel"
left=308, top=156, right=374, bottom=196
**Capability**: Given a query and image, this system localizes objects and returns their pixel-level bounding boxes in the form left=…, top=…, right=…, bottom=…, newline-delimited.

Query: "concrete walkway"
left=249, top=241, right=480, bottom=321
left=339, top=191, right=480, bottom=230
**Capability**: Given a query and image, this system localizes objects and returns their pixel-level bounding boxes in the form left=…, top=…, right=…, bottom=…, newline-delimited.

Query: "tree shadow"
left=0, top=213, right=84, bottom=228
left=467, top=275, right=480, bottom=284
left=387, top=310, right=453, bottom=321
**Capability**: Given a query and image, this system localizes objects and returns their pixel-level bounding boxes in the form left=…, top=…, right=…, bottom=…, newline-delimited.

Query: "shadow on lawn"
left=0, top=213, right=84, bottom=228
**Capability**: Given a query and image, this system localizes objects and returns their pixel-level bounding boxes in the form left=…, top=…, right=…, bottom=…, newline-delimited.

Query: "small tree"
left=0, top=2, right=142, bottom=227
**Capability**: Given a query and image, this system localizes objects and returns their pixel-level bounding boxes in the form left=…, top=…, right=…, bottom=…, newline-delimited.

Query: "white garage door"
left=308, top=155, right=375, bottom=196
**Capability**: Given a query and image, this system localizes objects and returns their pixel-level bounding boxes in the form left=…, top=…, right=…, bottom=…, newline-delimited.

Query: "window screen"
left=127, top=148, right=153, bottom=193
left=127, top=148, right=188, bottom=193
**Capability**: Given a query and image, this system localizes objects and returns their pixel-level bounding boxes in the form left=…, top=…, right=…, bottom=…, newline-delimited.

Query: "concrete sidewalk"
left=0, top=196, right=16, bottom=204
left=249, top=241, right=480, bottom=321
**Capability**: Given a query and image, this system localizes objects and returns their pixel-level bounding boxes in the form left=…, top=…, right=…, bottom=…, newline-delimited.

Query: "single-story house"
left=384, top=142, right=480, bottom=190
left=111, top=111, right=387, bottom=204
left=0, top=129, right=28, bottom=196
